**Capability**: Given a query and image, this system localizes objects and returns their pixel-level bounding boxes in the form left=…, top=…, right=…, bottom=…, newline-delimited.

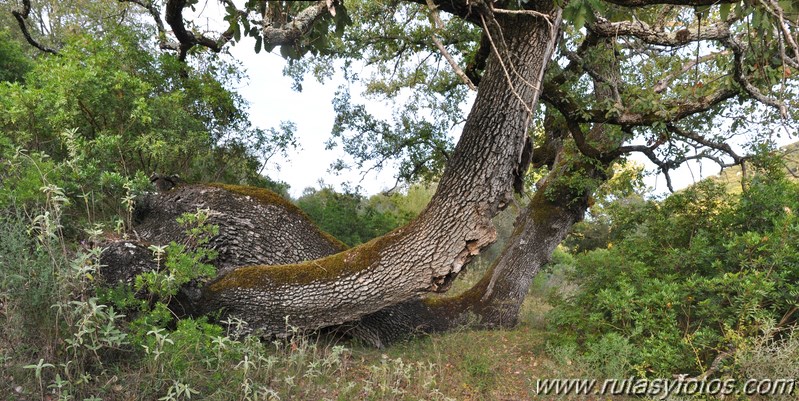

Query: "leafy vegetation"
left=549, top=156, right=799, bottom=383
left=2, top=0, right=798, bottom=399
left=296, top=184, right=433, bottom=246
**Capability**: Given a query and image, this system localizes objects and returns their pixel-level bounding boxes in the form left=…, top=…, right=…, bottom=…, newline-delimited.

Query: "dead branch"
left=425, top=0, right=477, bottom=91
left=11, top=0, right=58, bottom=55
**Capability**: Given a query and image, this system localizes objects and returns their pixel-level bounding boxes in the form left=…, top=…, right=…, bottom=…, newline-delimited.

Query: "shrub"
left=548, top=169, right=799, bottom=378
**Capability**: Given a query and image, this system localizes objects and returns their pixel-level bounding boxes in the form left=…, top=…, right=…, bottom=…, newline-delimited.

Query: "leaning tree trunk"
left=197, top=8, right=562, bottom=336
left=345, top=38, right=625, bottom=347
left=342, top=142, right=602, bottom=346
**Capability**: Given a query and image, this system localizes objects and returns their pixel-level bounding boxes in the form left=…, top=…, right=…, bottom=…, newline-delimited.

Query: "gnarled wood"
left=103, top=3, right=568, bottom=341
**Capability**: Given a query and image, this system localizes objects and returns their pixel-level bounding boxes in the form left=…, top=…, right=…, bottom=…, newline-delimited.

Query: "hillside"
left=708, top=141, right=799, bottom=192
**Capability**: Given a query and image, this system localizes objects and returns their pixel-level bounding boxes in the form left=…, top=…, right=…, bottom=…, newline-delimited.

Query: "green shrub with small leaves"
left=549, top=161, right=799, bottom=378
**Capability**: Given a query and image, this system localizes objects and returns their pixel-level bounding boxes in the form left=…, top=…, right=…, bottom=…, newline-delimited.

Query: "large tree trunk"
left=344, top=38, right=625, bottom=347
left=342, top=143, right=601, bottom=346
left=100, top=4, right=567, bottom=340
left=196, top=8, right=561, bottom=336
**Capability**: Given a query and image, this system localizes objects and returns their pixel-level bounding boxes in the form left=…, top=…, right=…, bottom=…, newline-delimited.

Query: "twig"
left=425, top=0, right=477, bottom=91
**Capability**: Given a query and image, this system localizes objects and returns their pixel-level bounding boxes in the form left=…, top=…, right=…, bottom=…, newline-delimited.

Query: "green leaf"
left=233, top=22, right=241, bottom=42
left=719, top=3, right=731, bottom=21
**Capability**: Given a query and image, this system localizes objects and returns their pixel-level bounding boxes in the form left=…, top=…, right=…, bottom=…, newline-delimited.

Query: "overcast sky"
left=225, top=43, right=743, bottom=198
left=198, top=3, right=793, bottom=199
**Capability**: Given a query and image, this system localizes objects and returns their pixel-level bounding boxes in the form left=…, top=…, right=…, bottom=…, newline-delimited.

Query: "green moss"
left=209, top=183, right=305, bottom=216
left=423, top=272, right=491, bottom=314
left=318, top=230, right=349, bottom=252
left=208, top=183, right=348, bottom=251
left=208, top=227, right=408, bottom=292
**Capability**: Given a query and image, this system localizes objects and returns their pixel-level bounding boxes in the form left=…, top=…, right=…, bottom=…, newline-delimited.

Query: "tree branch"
left=542, top=80, right=737, bottom=126
left=261, top=1, right=332, bottom=47
left=11, top=0, right=58, bottom=55
left=425, top=0, right=477, bottom=91
left=404, top=0, right=480, bottom=24
left=590, top=16, right=732, bottom=46
left=665, top=123, right=747, bottom=165
left=653, top=51, right=731, bottom=93
left=724, top=36, right=789, bottom=119
left=601, top=0, right=738, bottom=7
left=164, top=0, right=237, bottom=60
left=119, top=0, right=180, bottom=51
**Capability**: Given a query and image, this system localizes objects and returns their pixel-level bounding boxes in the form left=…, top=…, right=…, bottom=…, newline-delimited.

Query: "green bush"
left=548, top=168, right=799, bottom=377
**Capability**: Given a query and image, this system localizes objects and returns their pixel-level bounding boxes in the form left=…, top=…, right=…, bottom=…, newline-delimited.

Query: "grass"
left=0, top=222, right=572, bottom=401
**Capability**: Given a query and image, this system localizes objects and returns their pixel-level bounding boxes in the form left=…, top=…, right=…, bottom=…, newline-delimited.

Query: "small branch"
left=11, top=0, right=58, bottom=55
left=724, top=37, right=789, bottom=119
left=665, top=123, right=747, bottom=165
left=654, top=51, right=731, bottom=93
left=425, top=0, right=477, bottom=91
left=762, top=0, right=799, bottom=66
left=621, top=143, right=677, bottom=192
left=563, top=50, right=623, bottom=104
left=685, top=348, right=735, bottom=381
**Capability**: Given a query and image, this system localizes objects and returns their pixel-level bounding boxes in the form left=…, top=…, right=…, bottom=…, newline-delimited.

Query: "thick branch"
left=200, top=10, right=562, bottom=336
left=542, top=81, right=737, bottom=126
left=261, top=1, right=331, bottom=47
left=404, top=0, right=480, bottom=24
left=590, top=17, right=732, bottom=46
left=164, top=0, right=238, bottom=59
left=119, top=0, right=180, bottom=51
left=601, top=0, right=738, bottom=7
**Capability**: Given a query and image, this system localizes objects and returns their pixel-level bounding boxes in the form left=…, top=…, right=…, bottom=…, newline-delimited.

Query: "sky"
left=225, top=42, right=757, bottom=199
left=198, top=3, right=794, bottom=199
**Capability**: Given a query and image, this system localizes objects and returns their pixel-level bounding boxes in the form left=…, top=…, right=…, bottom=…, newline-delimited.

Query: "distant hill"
left=706, top=141, right=799, bottom=193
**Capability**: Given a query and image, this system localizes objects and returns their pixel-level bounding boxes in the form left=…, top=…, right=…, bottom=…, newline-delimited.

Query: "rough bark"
left=342, top=143, right=599, bottom=347
left=101, top=184, right=346, bottom=284
left=100, top=2, right=564, bottom=340
left=343, top=38, right=624, bottom=347
left=196, top=7, right=561, bottom=336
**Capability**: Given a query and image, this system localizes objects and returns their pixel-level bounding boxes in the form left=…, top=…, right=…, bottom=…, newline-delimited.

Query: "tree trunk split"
left=101, top=8, right=572, bottom=343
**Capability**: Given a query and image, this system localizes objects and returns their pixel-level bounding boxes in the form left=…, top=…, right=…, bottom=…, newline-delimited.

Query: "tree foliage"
left=296, top=184, right=433, bottom=246
left=0, top=21, right=294, bottom=225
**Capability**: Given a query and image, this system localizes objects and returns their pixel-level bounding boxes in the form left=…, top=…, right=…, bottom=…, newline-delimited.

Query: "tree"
left=12, top=0, right=799, bottom=347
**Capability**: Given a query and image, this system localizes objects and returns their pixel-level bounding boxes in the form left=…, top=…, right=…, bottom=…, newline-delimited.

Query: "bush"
left=548, top=169, right=799, bottom=378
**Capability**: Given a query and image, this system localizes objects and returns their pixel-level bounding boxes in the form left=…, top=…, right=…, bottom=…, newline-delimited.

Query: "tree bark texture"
left=101, top=184, right=346, bottom=285
left=100, top=5, right=564, bottom=339
left=344, top=38, right=624, bottom=347
left=197, top=8, right=562, bottom=336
